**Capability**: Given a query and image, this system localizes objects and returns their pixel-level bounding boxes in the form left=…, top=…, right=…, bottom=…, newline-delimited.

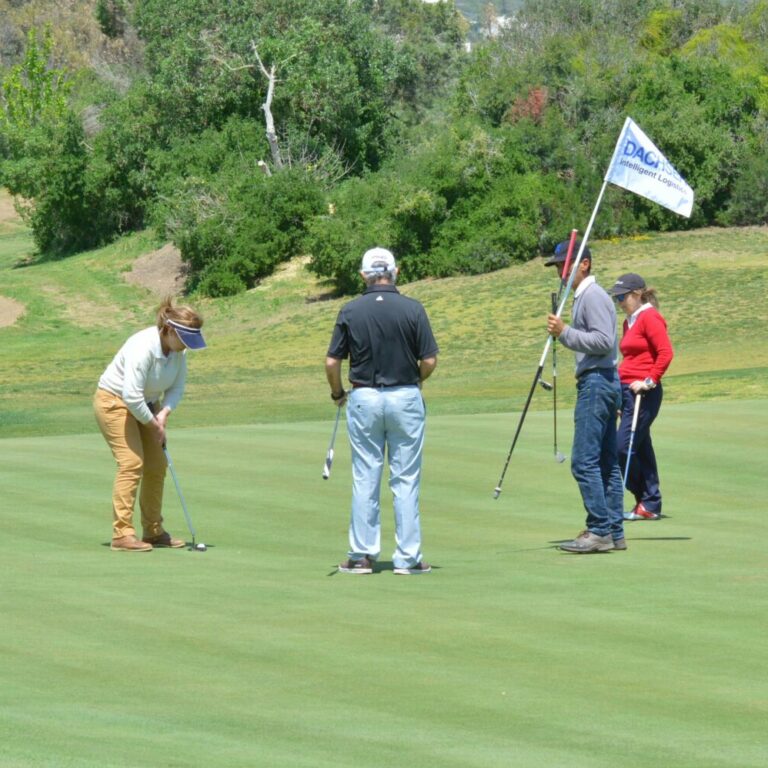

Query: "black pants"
left=617, top=383, right=664, bottom=513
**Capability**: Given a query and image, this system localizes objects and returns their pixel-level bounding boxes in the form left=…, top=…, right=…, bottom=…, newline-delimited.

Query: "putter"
left=163, top=445, right=201, bottom=550
left=622, top=392, right=642, bottom=488
left=551, top=291, right=566, bottom=463
left=494, top=230, right=579, bottom=498
left=322, top=407, right=342, bottom=479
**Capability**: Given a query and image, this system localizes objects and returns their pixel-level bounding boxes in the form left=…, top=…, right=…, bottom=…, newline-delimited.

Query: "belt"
left=351, top=382, right=413, bottom=389
left=576, top=367, right=615, bottom=381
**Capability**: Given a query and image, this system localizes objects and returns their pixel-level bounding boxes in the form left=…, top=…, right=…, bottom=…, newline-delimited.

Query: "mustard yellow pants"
left=93, top=389, right=167, bottom=540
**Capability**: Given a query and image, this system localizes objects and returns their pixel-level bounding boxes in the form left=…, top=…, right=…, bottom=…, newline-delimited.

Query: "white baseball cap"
left=360, top=247, right=396, bottom=275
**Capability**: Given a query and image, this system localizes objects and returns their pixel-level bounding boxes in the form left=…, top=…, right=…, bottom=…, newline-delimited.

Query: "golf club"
left=163, top=445, right=204, bottom=551
left=622, top=392, right=642, bottom=489
left=538, top=378, right=553, bottom=391
left=493, top=229, right=579, bottom=498
left=322, top=406, right=342, bottom=479
left=551, top=291, right=566, bottom=463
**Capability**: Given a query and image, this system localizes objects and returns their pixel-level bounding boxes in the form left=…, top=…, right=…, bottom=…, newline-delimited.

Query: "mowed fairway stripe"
left=0, top=401, right=765, bottom=768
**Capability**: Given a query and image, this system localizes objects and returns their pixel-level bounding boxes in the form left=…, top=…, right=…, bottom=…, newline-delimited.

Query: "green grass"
left=1, top=195, right=767, bottom=766
left=0, top=402, right=765, bottom=767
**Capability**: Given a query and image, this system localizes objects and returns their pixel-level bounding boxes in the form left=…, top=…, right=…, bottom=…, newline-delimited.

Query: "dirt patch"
left=0, top=295, right=25, bottom=328
left=0, top=193, right=21, bottom=225
left=124, top=243, right=189, bottom=297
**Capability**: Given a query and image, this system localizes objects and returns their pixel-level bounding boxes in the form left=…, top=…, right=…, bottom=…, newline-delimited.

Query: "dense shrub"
left=308, top=122, right=561, bottom=286
left=719, top=124, right=768, bottom=225
left=159, top=164, right=324, bottom=297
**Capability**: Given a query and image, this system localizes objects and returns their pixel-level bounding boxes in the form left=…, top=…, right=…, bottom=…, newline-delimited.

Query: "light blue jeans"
left=346, top=385, right=426, bottom=569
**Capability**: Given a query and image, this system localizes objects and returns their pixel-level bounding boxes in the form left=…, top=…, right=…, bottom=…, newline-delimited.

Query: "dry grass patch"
left=0, top=295, right=25, bottom=327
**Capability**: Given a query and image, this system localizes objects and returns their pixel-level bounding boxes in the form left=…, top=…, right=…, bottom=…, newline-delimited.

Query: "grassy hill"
left=1, top=189, right=767, bottom=438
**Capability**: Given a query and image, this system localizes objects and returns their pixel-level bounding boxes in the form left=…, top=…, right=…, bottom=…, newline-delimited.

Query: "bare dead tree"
left=204, top=34, right=287, bottom=173
left=250, top=42, right=284, bottom=171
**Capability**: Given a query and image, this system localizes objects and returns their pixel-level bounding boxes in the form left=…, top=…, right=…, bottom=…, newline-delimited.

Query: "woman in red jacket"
left=609, top=273, right=674, bottom=521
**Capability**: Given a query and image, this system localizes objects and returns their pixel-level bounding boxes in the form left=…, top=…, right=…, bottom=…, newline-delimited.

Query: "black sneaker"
left=393, top=561, right=432, bottom=575
left=338, top=557, right=373, bottom=574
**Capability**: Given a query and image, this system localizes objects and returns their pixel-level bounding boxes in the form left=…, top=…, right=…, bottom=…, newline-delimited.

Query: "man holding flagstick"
left=546, top=242, right=625, bottom=553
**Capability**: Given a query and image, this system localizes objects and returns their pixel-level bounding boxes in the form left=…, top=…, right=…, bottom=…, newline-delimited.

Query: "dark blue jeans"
left=571, top=369, right=624, bottom=540
left=617, top=384, right=663, bottom=513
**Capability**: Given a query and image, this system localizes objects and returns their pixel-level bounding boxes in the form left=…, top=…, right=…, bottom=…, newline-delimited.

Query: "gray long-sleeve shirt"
left=558, top=276, right=618, bottom=378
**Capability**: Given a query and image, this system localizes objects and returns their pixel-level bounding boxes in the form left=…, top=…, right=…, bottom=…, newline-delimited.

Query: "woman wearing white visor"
left=94, top=298, right=206, bottom=551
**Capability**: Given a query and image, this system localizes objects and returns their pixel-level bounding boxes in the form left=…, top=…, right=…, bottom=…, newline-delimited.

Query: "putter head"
left=322, top=449, right=334, bottom=479
left=555, top=451, right=566, bottom=463
left=493, top=486, right=501, bottom=499
left=539, top=379, right=553, bottom=391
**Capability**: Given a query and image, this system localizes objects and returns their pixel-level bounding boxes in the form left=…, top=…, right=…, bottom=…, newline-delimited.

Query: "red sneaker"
left=624, top=503, right=660, bottom=521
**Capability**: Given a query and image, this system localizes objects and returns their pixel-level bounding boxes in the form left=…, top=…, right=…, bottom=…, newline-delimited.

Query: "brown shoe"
left=559, top=530, right=614, bottom=553
left=393, top=561, right=432, bottom=575
left=111, top=535, right=153, bottom=552
left=338, top=556, right=373, bottom=574
left=142, top=532, right=185, bottom=548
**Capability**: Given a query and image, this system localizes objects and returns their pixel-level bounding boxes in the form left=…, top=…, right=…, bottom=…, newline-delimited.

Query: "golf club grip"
left=561, top=229, right=578, bottom=289
left=553, top=229, right=580, bottom=316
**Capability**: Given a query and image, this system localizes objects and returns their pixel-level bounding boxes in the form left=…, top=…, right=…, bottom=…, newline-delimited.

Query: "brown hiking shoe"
left=338, top=556, right=373, bottom=574
left=111, top=535, right=153, bottom=552
left=559, top=530, right=614, bottom=553
left=142, top=532, right=185, bottom=548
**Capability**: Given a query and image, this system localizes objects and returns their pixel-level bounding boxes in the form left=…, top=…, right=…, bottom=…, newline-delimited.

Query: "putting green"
left=0, top=401, right=764, bottom=767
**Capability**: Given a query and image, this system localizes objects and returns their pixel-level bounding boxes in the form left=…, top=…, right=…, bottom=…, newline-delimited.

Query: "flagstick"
left=493, top=180, right=609, bottom=499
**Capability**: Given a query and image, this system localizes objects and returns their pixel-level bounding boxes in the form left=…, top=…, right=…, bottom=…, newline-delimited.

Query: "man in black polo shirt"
left=325, top=247, right=439, bottom=575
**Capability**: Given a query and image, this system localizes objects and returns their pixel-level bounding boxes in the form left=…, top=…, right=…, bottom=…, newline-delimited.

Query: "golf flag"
left=605, top=117, right=694, bottom=218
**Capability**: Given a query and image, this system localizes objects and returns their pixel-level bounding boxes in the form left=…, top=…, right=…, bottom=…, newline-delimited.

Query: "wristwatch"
left=643, top=377, right=656, bottom=389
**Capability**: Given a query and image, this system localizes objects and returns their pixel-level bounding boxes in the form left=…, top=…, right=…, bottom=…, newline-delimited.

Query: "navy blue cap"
left=545, top=239, right=591, bottom=266
left=609, top=273, right=646, bottom=295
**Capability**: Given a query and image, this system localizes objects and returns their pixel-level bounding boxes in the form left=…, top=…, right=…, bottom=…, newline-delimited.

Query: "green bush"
left=719, top=129, right=768, bottom=225
left=428, top=171, right=545, bottom=275
left=159, top=162, right=324, bottom=297
left=306, top=174, right=397, bottom=294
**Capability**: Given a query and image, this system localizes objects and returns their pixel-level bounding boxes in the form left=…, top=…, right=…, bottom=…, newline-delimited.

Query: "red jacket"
left=618, top=306, right=674, bottom=385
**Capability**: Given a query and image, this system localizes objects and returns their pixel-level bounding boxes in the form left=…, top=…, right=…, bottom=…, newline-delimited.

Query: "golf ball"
left=196, top=542, right=207, bottom=551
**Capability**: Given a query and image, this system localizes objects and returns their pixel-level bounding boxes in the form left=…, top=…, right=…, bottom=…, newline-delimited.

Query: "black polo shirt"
left=327, top=284, right=439, bottom=387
